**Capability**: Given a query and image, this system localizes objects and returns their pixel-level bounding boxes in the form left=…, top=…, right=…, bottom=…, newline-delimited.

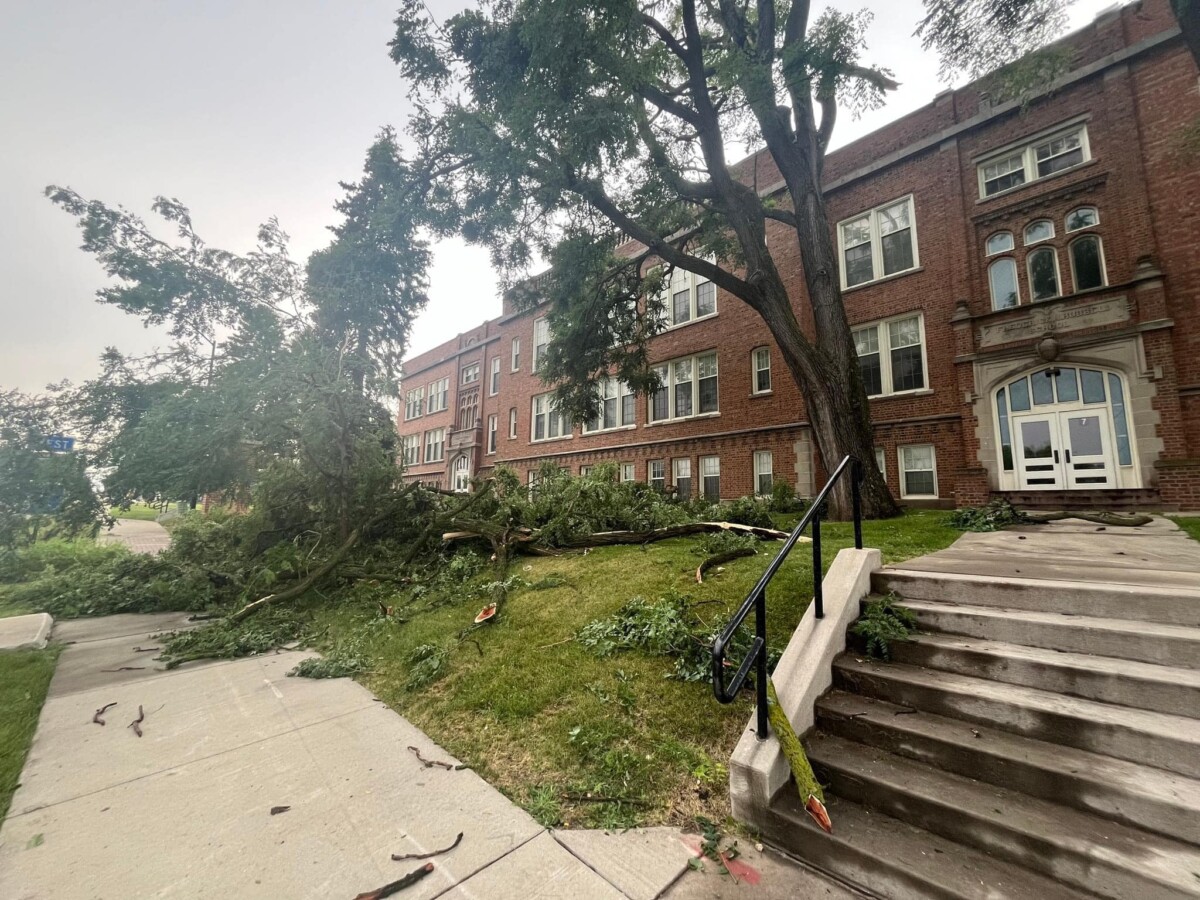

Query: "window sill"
left=645, top=412, right=721, bottom=427
left=661, top=312, right=718, bottom=333
left=750, top=390, right=773, bottom=398
left=867, top=388, right=934, bottom=401
left=530, top=435, right=573, bottom=445
left=842, top=266, right=924, bottom=294
left=582, top=424, right=638, bottom=437
left=900, top=493, right=940, bottom=501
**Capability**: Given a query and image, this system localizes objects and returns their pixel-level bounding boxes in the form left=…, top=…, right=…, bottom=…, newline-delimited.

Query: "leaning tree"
left=387, top=0, right=918, bottom=516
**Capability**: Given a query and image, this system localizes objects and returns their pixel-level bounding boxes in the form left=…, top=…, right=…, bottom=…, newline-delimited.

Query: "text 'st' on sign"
left=46, top=436, right=76, bottom=453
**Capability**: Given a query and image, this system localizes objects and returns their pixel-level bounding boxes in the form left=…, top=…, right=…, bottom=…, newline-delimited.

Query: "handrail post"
left=812, top=513, right=823, bottom=620
left=755, top=587, right=769, bottom=739
left=851, top=457, right=863, bottom=550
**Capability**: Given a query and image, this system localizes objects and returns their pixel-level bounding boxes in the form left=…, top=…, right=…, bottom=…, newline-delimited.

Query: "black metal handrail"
left=711, top=455, right=864, bottom=739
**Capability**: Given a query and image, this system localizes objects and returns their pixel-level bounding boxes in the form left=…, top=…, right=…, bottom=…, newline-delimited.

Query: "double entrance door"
left=1013, top=409, right=1115, bottom=490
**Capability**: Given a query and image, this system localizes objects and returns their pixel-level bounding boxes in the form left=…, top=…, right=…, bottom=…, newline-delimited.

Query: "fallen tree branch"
left=229, top=526, right=362, bottom=623
left=390, top=831, right=463, bottom=861
left=560, top=521, right=790, bottom=548
left=128, top=704, right=145, bottom=738
left=92, top=701, right=117, bottom=726
left=408, top=745, right=468, bottom=771
left=696, top=547, right=757, bottom=583
left=353, top=863, right=435, bottom=900
left=1024, top=511, right=1154, bottom=527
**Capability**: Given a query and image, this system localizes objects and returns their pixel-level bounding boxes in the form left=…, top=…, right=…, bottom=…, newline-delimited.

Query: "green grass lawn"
left=107, top=503, right=164, bottom=522
left=311, top=510, right=958, bottom=830
left=0, top=647, right=60, bottom=823
left=1173, top=516, right=1200, bottom=543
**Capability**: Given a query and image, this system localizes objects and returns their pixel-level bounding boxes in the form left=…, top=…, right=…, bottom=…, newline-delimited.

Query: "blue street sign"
left=46, top=436, right=75, bottom=453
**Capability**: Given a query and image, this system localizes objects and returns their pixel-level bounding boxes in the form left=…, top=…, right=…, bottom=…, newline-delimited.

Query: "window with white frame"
left=988, top=258, right=1020, bottom=310
left=508, top=407, right=517, bottom=439
left=753, top=450, right=773, bottom=496
left=487, top=414, right=497, bottom=454
left=673, top=458, right=692, bottom=500
left=1023, top=219, right=1054, bottom=245
left=752, top=347, right=771, bottom=394
left=424, top=428, right=445, bottom=463
left=404, top=387, right=425, bottom=420
left=648, top=460, right=666, bottom=491
left=533, top=317, right=550, bottom=369
left=620, top=462, right=635, bottom=483
left=461, top=363, right=480, bottom=385
left=489, top=358, right=500, bottom=395
left=1065, top=206, right=1099, bottom=232
left=977, top=123, right=1090, bottom=198
left=584, top=378, right=636, bottom=433
left=531, top=393, right=569, bottom=442
left=511, top=337, right=521, bottom=371
left=899, top=445, right=937, bottom=498
left=664, top=266, right=716, bottom=326
left=1069, top=235, right=1106, bottom=291
left=1027, top=247, right=1060, bottom=301
left=427, top=377, right=449, bottom=413
left=580, top=465, right=594, bottom=477
left=853, top=314, right=926, bottom=397
left=401, top=434, right=420, bottom=467
left=838, top=196, right=918, bottom=289
left=700, top=456, right=720, bottom=501
left=527, top=469, right=541, bottom=495
left=649, top=352, right=718, bottom=422
left=452, top=456, right=471, bottom=493
left=874, top=447, right=886, bottom=481
left=985, top=232, right=1014, bottom=255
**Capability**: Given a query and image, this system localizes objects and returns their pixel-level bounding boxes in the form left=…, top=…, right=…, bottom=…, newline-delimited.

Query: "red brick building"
left=398, top=0, right=1200, bottom=510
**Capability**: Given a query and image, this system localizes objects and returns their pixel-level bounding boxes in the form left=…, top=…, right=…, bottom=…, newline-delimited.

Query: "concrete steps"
left=808, top=734, right=1200, bottom=900
left=900, top=599, right=1200, bottom=667
left=763, top=790, right=1095, bottom=900
left=886, top=631, right=1200, bottom=716
left=817, top=689, right=1200, bottom=845
left=761, top=567, right=1200, bottom=899
left=994, top=488, right=1165, bottom=512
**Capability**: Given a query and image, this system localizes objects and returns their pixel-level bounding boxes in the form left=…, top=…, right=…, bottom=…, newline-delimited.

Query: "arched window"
left=1027, top=247, right=1060, bottom=301
left=1023, top=219, right=1055, bottom=245
left=1065, top=206, right=1099, bottom=232
left=986, top=232, right=1014, bottom=255
left=1069, top=235, right=1106, bottom=291
left=988, top=258, right=1020, bottom=310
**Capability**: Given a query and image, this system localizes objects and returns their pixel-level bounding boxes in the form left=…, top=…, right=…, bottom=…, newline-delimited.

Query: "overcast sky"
left=0, top=0, right=1113, bottom=394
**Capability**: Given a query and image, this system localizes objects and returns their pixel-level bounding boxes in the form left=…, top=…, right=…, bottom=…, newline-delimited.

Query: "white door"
left=1014, top=415, right=1065, bottom=490
left=1060, top=409, right=1115, bottom=489
left=452, top=456, right=471, bottom=493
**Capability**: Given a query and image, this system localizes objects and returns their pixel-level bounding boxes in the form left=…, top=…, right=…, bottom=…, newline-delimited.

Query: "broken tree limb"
left=390, top=831, right=463, bottom=861
left=1024, top=511, right=1153, bottom=527
left=128, top=704, right=145, bottom=738
left=92, top=702, right=117, bottom=726
left=230, top=526, right=362, bottom=623
left=561, top=521, right=790, bottom=548
left=353, top=863, right=435, bottom=900
left=696, top=547, right=757, bottom=583
left=766, top=680, right=830, bottom=833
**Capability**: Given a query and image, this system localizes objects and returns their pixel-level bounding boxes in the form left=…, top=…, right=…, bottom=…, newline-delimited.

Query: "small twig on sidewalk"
left=390, top=831, right=463, bottom=861
left=717, top=848, right=739, bottom=885
left=407, top=746, right=468, bottom=771
left=353, top=862, right=435, bottom=899
left=128, top=705, right=145, bottom=737
left=132, top=646, right=160, bottom=653
left=92, top=702, right=117, bottom=726
left=101, top=667, right=146, bottom=672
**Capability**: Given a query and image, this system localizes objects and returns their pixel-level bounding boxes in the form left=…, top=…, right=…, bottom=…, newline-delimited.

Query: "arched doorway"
left=995, top=365, right=1138, bottom=490
left=451, top=455, right=472, bottom=493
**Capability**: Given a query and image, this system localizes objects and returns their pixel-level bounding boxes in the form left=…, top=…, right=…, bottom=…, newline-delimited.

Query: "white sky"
left=0, top=0, right=1114, bottom=394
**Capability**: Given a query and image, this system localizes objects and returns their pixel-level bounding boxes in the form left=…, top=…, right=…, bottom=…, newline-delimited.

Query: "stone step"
left=995, top=489, right=1165, bottom=512
left=763, top=788, right=1095, bottom=900
left=807, top=734, right=1200, bottom=900
left=816, top=689, right=1200, bottom=845
left=873, top=570, right=1200, bottom=627
left=832, top=655, right=1200, bottom=778
left=898, top=599, right=1200, bottom=668
left=886, top=631, right=1200, bottom=716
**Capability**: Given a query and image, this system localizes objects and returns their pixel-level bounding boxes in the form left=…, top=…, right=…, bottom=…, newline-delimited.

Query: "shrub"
left=715, top=496, right=774, bottom=529
left=770, top=481, right=807, bottom=514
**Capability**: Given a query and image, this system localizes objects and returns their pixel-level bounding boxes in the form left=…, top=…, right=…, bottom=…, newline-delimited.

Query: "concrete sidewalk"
left=0, top=613, right=851, bottom=899
left=98, top=518, right=171, bottom=555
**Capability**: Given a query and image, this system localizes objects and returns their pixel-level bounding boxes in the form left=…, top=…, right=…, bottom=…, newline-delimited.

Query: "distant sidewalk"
left=98, top=518, right=171, bottom=555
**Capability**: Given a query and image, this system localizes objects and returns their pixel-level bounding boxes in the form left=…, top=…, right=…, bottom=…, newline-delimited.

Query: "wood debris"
left=390, top=831, right=462, bottom=861
left=92, top=702, right=117, bottom=726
